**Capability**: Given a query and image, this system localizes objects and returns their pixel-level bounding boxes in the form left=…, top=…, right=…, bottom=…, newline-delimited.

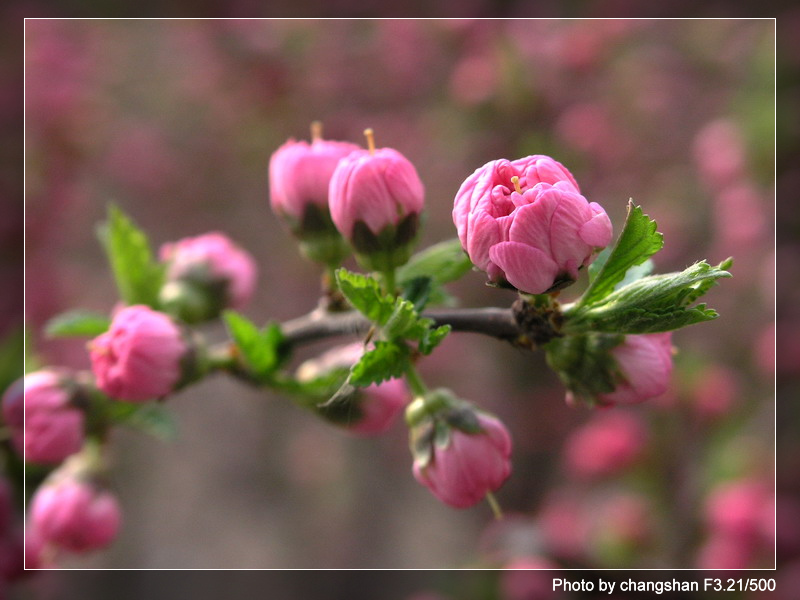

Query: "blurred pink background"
left=22, top=19, right=776, bottom=571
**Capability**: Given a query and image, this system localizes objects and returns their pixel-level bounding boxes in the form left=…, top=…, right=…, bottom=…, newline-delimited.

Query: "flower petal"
left=489, top=241, right=560, bottom=294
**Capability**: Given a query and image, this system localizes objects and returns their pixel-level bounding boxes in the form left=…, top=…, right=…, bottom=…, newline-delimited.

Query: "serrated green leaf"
left=97, top=205, right=165, bottom=307
left=349, top=341, right=410, bottom=386
left=564, top=260, right=732, bottom=334
left=397, top=239, right=472, bottom=286
left=580, top=202, right=664, bottom=307
left=335, top=269, right=395, bottom=324
left=419, top=324, right=451, bottom=355
left=544, top=333, right=623, bottom=402
left=44, top=310, right=110, bottom=338
left=105, top=401, right=177, bottom=440
left=223, top=311, right=285, bottom=379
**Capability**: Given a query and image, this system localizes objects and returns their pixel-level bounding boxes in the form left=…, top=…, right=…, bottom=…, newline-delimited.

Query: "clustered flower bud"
left=549, top=332, right=674, bottom=408
left=453, top=155, right=612, bottom=294
left=30, top=475, right=121, bottom=554
left=2, top=370, right=85, bottom=465
left=407, top=390, right=511, bottom=508
left=89, top=305, right=189, bottom=402
left=159, top=231, right=258, bottom=323
left=296, top=343, right=410, bottom=435
left=597, top=333, right=673, bottom=406
left=329, top=133, right=425, bottom=272
left=269, top=133, right=360, bottom=266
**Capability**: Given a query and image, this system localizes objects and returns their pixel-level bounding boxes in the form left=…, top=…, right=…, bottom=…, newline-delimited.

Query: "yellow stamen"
left=486, top=492, right=504, bottom=520
left=364, top=128, right=376, bottom=155
left=511, top=176, right=522, bottom=194
left=310, top=120, right=323, bottom=142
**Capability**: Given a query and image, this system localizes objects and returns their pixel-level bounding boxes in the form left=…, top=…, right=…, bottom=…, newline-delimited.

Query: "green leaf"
left=401, top=276, right=433, bottom=312
left=0, top=328, right=24, bottom=392
left=105, top=401, right=178, bottom=440
left=564, top=259, right=732, bottom=334
left=97, top=205, right=165, bottom=307
left=397, top=239, right=473, bottom=287
left=580, top=202, right=663, bottom=307
left=223, top=311, right=285, bottom=379
left=419, top=325, right=451, bottom=355
left=44, top=310, right=110, bottom=338
left=335, top=269, right=395, bottom=324
left=349, top=341, right=410, bottom=386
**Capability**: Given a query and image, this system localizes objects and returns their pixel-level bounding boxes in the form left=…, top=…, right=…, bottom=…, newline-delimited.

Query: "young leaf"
left=418, top=324, right=451, bottom=355
left=579, top=202, right=663, bottom=307
left=401, top=276, right=433, bottom=312
left=97, top=205, right=165, bottom=307
left=335, top=268, right=395, bottom=324
left=45, top=310, right=110, bottom=338
left=223, top=311, right=285, bottom=379
left=564, top=259, right=732, bottom=334
left=349, top=341, right=411, bottom=386
left=397, top=239, right=473, bottom=286
left=105, top=401, right=178, bottom=440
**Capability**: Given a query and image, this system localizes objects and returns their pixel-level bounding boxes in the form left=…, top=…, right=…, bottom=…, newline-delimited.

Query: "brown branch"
left=280, top=307, right=521, bottom=348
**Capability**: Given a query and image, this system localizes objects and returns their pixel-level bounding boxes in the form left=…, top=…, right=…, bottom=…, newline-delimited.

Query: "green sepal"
left=351, top=213, right=419, bottom=272
left=544, top=333, right=624, bottom=406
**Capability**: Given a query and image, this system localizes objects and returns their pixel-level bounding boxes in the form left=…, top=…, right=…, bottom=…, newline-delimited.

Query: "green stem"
left=404, top=363, right=428, bottom=398
left=382, top=268, right=396, bottom=296
left=486, top=491, right=504, bottom=520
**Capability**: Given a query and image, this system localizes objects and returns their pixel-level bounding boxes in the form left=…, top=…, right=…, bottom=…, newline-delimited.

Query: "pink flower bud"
left=3, top=370, right=84, bottom=465
left=453, top=156, right=611, bottom=294
left=297, top=343, right=410, bottom=435
left=350, top=378, right=410, bottom=436
left=563, top=412, right=647, bottom=478
left=159, top=231, right=258, bottom=311
left=413, top=411, right=511, bottom=508
left=31, top=477, right=121, bottom=554
left=597, top=333, right=673, bottom=405
left=89, top=305, right=187, bottom=402
left=269, top=138, right=361, bottom=221
left=329, top=144, right=425, bottom=270
left=501, top=556, right=559, bottom=600
left=24, top=528, right=47, bottom=570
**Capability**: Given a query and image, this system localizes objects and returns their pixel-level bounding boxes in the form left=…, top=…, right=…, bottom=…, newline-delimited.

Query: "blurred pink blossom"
left=563, top=412, right=647, bottom=478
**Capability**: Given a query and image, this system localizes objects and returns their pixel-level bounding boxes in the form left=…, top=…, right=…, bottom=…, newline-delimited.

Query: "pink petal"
left=489, top=241, right=560, bottom=294
left=579, top=203, right=613, bottom=247
left=466, top=210, right=502, bottom=271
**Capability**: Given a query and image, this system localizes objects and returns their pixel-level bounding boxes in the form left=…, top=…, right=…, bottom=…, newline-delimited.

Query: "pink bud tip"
left=89, top=305, right=187, bottom=402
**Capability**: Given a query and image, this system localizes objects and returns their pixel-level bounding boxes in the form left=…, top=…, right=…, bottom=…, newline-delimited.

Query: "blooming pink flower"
left=413, top=412, right=511, bottom=508
left=89, top=305, right=187, bottom=402
left=160, top=231, right=258, bottom=310
left=453, top=156, right=611, bottom=294
left=30, top=478, right=121, bottom=554
left=2, top=370, right=84, bottom=465
left=597, top=333, right=673, bottom=405
left=269, top=137, right=361, bottom=221
left=563, top=412, right=646, bottom=478
left=329, top=147, right=425, bottom=239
